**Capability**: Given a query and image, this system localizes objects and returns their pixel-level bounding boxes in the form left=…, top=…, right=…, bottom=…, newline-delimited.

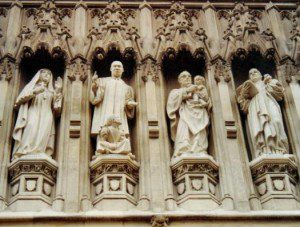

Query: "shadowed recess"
left=92, top=47, right=136, bottom=84
left=20, top=47, right=66, bottom=84
left=231, top=50, right=276, bottom=87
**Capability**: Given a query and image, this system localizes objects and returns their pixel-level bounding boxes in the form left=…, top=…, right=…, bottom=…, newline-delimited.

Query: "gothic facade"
left=0, top=0, right=299, bottom=226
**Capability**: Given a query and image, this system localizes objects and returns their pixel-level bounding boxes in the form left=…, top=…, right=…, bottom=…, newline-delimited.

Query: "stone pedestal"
left=90, top=154, right=139, bottom=211
left=8, top=154, right=58, bottom=212
left=170, top=154, right=220, bottom=211
left=250, top=154, right=299, bottom=210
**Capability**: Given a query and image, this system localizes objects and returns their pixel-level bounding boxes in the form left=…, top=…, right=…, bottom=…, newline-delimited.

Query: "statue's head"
left=39, top=69, right=52, bottom=84
left=110, top=61, right=124, bottom=78
left=249, top=68, right=262, bottom=82
left=105, top=115, right=122, bottom=127
left=178, top=71, right=192, bottom=87
left=194, top=75, right=205, bottom=86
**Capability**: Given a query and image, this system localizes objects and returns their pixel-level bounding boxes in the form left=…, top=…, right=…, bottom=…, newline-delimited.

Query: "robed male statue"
left=167, top=71, right=211, bottom=158
left=90, top=61, right=137, bottom=155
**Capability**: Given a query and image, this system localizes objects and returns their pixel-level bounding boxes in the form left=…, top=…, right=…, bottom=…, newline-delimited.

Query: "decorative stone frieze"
left=170, top=155, right=220, bottom=211
left=8, top=153, right=58, bottom=211
left=90, top=154, right=139, bottom=211
left=250, top=154, right=299, bottom=210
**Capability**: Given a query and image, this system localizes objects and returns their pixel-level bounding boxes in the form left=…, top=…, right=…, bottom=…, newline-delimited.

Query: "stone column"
left=207, top=58, right=261, bottom=211
left=53, top=1, right=91, bottom=212
left=277, top=59, right=300, bottom=177
left=0, top=1, right=22, bottom=210
left=138, top=2, right=176, bottom=211
left=266, top=2, right=289, bottom=58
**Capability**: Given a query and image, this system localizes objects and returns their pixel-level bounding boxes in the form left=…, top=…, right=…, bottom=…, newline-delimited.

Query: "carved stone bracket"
left=250, top=154, right=299, bottom=210
left=90, top=154, right=139, bottom=210
left=151, top=215, right=169, bottom=227
left=8, top=153, right=58, bottom=211
left=170, top=155, right=220, bottom=210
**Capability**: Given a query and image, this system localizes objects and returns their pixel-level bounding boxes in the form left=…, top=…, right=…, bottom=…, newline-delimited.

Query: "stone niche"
left=8, top=153, right=58, bottom=211
left=250, top=154, right=299, bottom=210
left=170, top=155, right=220, bottom=211
left=90, top=154, right=139, bottom=211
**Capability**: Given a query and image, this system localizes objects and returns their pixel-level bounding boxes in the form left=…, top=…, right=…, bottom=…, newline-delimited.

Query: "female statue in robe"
left=12, top=69, right=63, bottom=160
left=237, top=68, right=288, bottom=158
left=167, top=71, right=211, bottom=158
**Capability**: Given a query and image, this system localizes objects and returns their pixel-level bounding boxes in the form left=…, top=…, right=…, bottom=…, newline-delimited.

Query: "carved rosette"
left=7, top=154, right=58, bottom=211
left=170, top=155, right=220, bottom=210
left=249, top=155, right=299, bottom=210
left=90, top=154, right=139, bottom=210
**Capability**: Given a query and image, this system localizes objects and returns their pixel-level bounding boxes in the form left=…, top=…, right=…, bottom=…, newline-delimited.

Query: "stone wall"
left=0, top=0, right=299, bottom=225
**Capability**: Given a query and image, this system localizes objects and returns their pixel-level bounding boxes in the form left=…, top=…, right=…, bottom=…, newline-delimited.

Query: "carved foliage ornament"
left=283, top=60, right=298, bottom=83
left=9, top=163, right=57, bottom=182
left=68, top=57, right=88, bottom=82
left=141, top=58, right=159, bottom=83
left=155, top=2, right=196, bottom=41
left=0, top=58, right=15, bottom=81
left=172, top=163, right=218, bottom=181
left=0, top=8, right=7, bottom=17
left=90, top=2, right=137, bottom=33
left=251, top=163, right=298, bottom=182
left=90, top=163, right=139, bottom=182
left=214, top=59, right=231, bottom=83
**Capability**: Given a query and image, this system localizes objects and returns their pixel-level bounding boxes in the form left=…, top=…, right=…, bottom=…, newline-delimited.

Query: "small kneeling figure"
left=96, top=115, right=134, bottom=159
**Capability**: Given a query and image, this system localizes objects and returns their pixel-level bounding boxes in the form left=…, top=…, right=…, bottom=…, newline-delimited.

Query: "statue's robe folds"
left=12, top=70, right=57, bottom=159
left=238, top=79, right=288, bottom=157
left=249, top=80, right=288, bottom=156
left=90, top=77, right=135, bottom=136
left=167, top=87, right=210, bottom=157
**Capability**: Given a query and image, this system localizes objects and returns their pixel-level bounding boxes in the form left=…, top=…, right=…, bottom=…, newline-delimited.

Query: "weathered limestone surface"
left=0, top=0, right=300, bottom=226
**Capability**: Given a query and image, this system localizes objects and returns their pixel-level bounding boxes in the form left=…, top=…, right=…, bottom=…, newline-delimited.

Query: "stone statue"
left=237, top=68, right=289, bottom=157
left=90, top=61, right=137, bottom=154
left=95, top=115, right=134, bottom=159
left=167, top=71, right=211, bottom=158
left=12, top=69, right=63, bottom=160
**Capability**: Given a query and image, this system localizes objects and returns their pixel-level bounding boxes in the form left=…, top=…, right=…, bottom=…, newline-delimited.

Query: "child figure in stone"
left=190, top=75, right=211, bottom=110
left=96, top=115, right=135, bottom=159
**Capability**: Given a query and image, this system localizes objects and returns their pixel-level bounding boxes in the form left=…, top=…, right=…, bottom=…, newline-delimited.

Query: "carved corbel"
left=68, top=56, right=88, bottom=138
left=141, top=56, right=160, bottom=138
left=151, top=215, right=169, bottom=227
left=212, top=57, right=237, bottom=138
